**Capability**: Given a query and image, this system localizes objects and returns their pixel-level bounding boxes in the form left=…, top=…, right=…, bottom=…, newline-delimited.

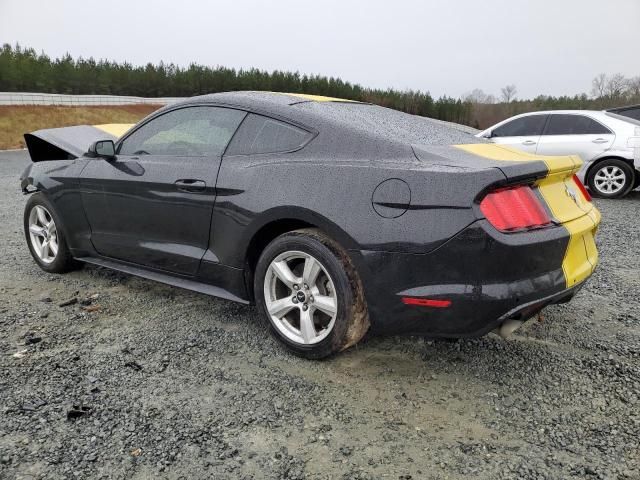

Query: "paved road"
left=1, top=150, right=639, bottom=479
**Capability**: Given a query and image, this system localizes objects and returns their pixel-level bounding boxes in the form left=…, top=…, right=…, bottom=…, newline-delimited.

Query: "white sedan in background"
left=477, top=110, right=640, bottom=198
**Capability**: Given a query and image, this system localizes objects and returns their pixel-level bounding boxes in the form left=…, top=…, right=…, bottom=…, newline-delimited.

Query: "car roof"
left=516, top=109, right=607, bottom=117
left=180, top=91, right=363, bottom=111
left=481, top=109, right=640, bottom=134
left=173, top=91, right=480, bottom=147
left=520, top=109, right=640, bottom=125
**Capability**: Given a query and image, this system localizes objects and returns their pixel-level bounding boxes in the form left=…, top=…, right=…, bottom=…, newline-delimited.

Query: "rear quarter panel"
left=211, top=148, right=506, bottom=270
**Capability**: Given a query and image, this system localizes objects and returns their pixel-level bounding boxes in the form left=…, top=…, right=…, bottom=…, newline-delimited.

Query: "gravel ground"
left=1, top=150, right=639, bottom=480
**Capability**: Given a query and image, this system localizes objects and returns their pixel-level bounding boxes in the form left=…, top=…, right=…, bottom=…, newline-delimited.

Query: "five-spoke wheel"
left=264, top=251, right=338, bottom=345
left=24, top=193, right=78, bottom=273
left=255, top=228, right=369, bottom=359
left=28, top=205, right=59, bottom=264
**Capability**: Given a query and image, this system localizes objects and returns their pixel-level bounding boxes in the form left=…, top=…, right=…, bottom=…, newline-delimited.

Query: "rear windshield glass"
left=293, top=102, right=481, bottom=145
left=605, top=111, right=640, bottom=127
left=607, top=106, right=640, bottom=121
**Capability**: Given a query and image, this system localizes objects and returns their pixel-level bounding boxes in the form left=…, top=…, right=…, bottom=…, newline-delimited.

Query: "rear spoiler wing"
left=24, top=124, right=133, bottom=162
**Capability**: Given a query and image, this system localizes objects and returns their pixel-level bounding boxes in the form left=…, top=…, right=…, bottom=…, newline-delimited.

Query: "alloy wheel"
left=28, top=205, right=58, bottom=264
left=263, top=250, right=338, bottom=345
left=593, top=165, right=626, bottom=195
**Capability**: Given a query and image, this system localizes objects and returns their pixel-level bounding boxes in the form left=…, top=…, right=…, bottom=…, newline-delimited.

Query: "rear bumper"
left=351, top=217, right=596, bottom=337
left=481, top=281, right=583, bottom=337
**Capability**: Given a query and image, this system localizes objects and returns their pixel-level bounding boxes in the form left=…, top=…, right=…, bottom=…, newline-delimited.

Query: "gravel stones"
left=1, top=150, right=639, bottom=478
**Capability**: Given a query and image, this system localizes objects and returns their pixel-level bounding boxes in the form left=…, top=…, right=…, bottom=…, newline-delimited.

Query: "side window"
left=543, top=114, right=611, bottom=135
left=118, top=106, right=245, bottom=156
left=492, top=115, right=547, bottom=137
left=225, top=114, right=313, bottom=155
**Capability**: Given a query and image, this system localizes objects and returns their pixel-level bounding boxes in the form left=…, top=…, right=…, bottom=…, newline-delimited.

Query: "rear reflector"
left=572, top=175, right=592, bottom=202
left=480, top=185, right=551, bottom=232
left=402, top=297, right=451, bottom=308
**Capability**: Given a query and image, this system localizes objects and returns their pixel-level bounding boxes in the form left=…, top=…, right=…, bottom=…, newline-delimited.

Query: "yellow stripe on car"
left=455, top=143, right=600, bottom=288
left=454, top=143, right=577, bottom=173
left=535, top=170, right=599, bottom=287
left=94, top=124, right=134, bottom=138
left=279, top=93, right=358, bottom=103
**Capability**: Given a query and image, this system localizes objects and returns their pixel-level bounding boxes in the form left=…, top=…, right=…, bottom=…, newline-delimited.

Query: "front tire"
left=24, top=193, right=79, bottom=273
left=587, top=159, right=634, bottom=198
left=254, top=228, right=369, bottom=359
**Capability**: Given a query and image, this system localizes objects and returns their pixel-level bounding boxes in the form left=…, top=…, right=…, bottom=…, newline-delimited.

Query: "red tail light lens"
left=572, top=175, right=591, bottom=202
left=480, top=185, right=551, bottom=232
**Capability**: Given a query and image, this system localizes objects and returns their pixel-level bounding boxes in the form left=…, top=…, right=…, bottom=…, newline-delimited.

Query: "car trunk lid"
left=451, top=143, right=594, bottom=224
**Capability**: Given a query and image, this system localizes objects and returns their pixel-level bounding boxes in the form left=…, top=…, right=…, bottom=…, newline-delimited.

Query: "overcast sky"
left=1, top=0, right=638, bottom=99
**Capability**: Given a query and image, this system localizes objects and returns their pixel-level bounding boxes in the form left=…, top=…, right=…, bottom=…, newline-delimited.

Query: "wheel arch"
left=242, top=208, right=359, bottom=301
left=585, top=155, right=636, bottom=185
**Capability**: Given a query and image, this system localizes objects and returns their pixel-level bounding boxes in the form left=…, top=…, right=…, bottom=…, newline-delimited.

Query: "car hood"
left=24, top=124, right=133, bottom=161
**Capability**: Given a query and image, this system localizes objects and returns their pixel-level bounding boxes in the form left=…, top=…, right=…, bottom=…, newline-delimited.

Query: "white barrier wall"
left=0, top=92, right=185, bottom=106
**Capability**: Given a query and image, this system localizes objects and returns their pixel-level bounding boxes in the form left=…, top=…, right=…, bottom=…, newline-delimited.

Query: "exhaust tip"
left=493, top=319, right=525, bottom=339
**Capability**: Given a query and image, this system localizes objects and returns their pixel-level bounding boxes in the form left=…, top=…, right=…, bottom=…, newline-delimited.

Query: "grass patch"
left=0, top=104, right=161, bottom=150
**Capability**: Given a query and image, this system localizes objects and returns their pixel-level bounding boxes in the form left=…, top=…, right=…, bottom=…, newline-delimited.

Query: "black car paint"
left=80, top=152, right=221, bottom=275
left=21, top=92, right=578, bottom=337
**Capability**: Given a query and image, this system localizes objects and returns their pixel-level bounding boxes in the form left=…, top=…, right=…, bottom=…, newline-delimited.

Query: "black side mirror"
left=87, top=140, right=116, bottom=160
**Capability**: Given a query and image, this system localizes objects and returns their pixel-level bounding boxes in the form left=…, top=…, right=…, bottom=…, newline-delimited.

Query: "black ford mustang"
left=20, top=92, right=600, bottom=358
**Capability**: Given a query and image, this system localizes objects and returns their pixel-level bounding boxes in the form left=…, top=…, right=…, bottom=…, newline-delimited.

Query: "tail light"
left=480, top=185, right=551, bottom=232
left=572, top=175, right=591, bottom=202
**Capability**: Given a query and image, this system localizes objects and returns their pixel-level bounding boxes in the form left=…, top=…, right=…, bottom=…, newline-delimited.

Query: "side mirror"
left=87, top=140, right=116, bottom=160
left=483, top=130, right=494, bottom=139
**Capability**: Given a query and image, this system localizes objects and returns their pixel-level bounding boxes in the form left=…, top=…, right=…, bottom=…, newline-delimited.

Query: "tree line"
left=464, top=75, right=640, bottom=128
left=0, top=44, right=471, bottom=124
left=1, top=44, right=638, bottom=129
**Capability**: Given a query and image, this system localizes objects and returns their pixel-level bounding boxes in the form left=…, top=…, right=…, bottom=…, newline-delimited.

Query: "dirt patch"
left=0, top=105, right=160, bottom=149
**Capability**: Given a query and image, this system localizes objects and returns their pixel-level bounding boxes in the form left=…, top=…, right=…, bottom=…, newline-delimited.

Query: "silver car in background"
left=477, top=110, right=640, bottom=198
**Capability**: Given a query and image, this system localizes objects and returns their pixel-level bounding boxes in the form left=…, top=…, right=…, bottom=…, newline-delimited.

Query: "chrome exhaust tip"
left=493, top=319, right=525, bottom=339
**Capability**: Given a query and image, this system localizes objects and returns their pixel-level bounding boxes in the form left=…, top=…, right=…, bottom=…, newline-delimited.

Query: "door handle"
left=174, top=179, right=206, bottom=192
left=522, top=140, right=536, bottom=146
left=592, top=138, right=609, bottom=144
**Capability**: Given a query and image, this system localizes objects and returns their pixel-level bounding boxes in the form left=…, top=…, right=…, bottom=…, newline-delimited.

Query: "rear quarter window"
left=225, top=114, right=313, bottom=155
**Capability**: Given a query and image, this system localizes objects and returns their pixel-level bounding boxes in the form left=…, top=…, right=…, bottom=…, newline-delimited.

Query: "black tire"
left=254, top=228, right=369, bottom=359
left=587, top=159, right=635, bottom=199
left=24, top=193, right=80, bottom=273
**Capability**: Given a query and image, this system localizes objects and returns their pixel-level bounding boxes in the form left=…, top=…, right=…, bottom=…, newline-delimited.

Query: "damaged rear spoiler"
left=24, top=124, right=133, bottom=161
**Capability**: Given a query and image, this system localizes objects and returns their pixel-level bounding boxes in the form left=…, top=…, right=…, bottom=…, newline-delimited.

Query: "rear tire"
left=587, top=159, right=634, bottom=199
left=24, top=193, right=80, bottom=274
left=254, top=228, right=369, bottom=359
